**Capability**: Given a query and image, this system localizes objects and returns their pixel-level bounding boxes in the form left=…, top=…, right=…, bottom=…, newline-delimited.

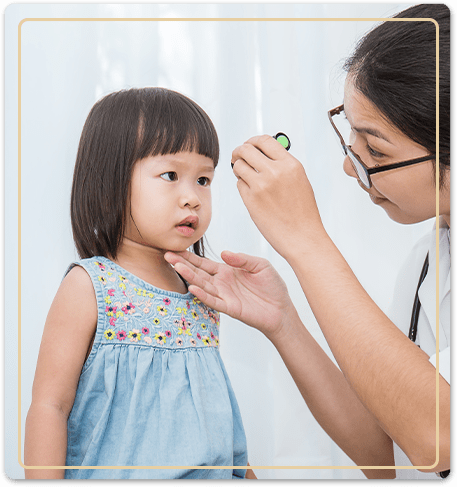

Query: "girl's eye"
left=197, top=177, right=211, bottom=186
left=160, top=172, right=178, bottom=181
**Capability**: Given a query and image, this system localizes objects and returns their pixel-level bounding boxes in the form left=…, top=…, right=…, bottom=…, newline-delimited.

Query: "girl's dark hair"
left=71, top=87, right=219, bottom=259
left=343, top=4, right=450, bottom=187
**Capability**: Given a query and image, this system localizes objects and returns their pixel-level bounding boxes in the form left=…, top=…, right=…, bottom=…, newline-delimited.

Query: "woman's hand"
left=164, top=250, right=296, bottom=340
left=231, top=135, right=326, bottom=260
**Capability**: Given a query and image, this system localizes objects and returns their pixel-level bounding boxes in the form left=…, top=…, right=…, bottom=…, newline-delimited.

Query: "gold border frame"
left=17, top=16, right=441, bottom=473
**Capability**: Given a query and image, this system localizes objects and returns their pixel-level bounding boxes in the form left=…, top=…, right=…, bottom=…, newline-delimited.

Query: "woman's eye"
left=160, top=171, right=178, bottom=181
left=197, top=177, right=211, bottom=186
left=366, top=144, right=385, bottom=159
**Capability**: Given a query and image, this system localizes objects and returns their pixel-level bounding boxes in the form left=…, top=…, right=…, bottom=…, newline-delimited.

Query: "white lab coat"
left=388, top=217, right=450, bottom=479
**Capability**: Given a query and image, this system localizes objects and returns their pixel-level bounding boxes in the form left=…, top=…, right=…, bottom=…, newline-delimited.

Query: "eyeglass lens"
left=347, top=150, right=370, bottom=188
left=332, top=110, right=371, bottom=188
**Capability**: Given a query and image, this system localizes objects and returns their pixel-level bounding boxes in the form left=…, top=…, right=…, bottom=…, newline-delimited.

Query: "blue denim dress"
left=64, top=256, right=247, bottom=479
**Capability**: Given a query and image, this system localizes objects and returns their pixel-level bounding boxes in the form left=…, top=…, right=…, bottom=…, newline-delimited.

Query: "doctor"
left=165, top=4, right=450, bottom=480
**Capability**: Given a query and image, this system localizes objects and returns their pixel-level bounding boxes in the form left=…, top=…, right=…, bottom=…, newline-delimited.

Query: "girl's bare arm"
left=24, top=266, right=97, bottom=479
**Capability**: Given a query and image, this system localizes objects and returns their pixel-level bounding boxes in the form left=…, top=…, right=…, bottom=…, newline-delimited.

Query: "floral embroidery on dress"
left=157, top=305, right=168, bottom=316
left=104, top=329, right=115, bottom=340
left=122, top=302, right=135, bottom=315
left=128, top=329, right=141, bottom=342
left=95, top=261, right=106, bottom=272
left=86, top=257, right=220, bottom=349
left=117, top=330, right=127, bottom=340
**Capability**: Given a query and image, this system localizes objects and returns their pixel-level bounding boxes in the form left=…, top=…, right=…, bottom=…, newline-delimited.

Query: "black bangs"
left=134, top=88, right=219, bottom=167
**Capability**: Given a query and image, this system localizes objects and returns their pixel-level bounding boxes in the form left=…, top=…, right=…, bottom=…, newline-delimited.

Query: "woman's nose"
left=343, top=155, right=358, bottom=179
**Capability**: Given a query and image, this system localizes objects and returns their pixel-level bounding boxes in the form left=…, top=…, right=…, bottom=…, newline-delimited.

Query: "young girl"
left=24, top=87, right=252, bottom=479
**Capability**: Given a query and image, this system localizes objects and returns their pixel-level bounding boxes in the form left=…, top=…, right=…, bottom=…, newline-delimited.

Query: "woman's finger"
left=164, top=250, right=219, bottom=276
left=236, top=176, right=250, bottom=192
left=235, top=134, right=286, bottom=164
left=231, top=141, right=271, bottom=173
left=232, top=158, right=258, bottom=187
left=220, top=250, right=266, bottom=274
left=173, top=262, right=220, bottom=297
left=187, top=285, right=228, bottom=314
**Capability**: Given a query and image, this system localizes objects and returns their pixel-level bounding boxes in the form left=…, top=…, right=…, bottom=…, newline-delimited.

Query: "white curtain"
left=5, top=2, right=431, bottom=480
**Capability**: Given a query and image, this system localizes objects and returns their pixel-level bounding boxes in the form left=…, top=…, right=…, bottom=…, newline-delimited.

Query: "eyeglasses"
left=328, top=104, right=437, bottom=189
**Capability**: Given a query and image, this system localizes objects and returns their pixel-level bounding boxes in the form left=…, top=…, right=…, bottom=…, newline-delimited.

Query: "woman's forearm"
left=284, top=229, right=450, bottom=471
left=24, top=402, right=68, bottom=479
left=271, top=306, right=395, bottom=478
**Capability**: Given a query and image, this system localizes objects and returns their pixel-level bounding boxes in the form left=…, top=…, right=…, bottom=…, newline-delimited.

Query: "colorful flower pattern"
left=85, top=257, right=220, bottom=349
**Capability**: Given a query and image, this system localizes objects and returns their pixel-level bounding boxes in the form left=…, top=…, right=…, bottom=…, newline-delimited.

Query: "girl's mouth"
left=176, top=215, right=199, bottom=237
left=176, top=225, right=196, bottom=237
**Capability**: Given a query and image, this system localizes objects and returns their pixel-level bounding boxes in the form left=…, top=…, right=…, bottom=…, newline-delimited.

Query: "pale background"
left=5, top=2, right=436, bottom=481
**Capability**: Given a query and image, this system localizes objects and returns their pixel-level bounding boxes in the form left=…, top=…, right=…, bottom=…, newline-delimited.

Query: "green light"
left=277, top=135, right=288, bottom=148
left=273, top=132, right=291, bottom=151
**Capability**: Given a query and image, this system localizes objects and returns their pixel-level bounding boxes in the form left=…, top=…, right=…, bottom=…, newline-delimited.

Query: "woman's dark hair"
left=343, top=4, right=450, bottom=187
left=71, top=87, right=219, bottom=259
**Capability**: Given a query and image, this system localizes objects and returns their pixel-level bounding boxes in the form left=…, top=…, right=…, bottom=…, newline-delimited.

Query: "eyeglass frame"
left=328, top=104, right=439, bottom=189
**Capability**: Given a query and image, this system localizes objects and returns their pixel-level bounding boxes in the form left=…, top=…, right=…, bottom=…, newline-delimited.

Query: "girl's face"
left=124, top=151, right=214, bottom=252
left=342, top=77, right=450, bottom=225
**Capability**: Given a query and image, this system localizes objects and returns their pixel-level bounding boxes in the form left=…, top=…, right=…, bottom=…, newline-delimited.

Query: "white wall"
left=5, top=2, right=431, bottom=481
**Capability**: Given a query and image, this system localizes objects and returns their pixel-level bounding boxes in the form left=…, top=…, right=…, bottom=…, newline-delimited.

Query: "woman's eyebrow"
left=352, top=125, right=392, bottom=144
left=343, top=106, right=393, bottom=144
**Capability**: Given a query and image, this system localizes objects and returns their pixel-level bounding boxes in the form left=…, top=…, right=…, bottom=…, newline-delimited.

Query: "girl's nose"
left=180, top=187, right=201, bottom=209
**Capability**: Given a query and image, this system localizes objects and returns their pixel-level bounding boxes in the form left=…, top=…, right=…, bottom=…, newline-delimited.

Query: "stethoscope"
left=408, top=253, right=429, bottom=342
left=408, top=252, right=449, bottom=479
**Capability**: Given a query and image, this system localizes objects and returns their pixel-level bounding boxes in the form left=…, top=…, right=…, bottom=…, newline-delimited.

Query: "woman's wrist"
left=281, top=221, right=331, bottom=266
left=265, top=302, right=303, bottom=347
